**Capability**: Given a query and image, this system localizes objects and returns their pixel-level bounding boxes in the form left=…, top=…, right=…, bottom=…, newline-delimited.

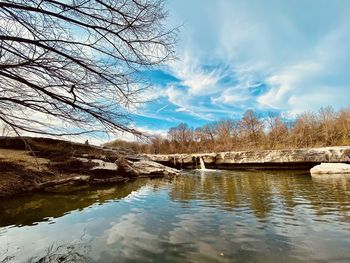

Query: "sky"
left=129, top=0, right=350, bottom=138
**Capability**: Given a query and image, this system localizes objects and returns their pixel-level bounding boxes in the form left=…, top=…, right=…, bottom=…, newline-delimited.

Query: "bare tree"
left=266, top=113, right=289, bottom=149
left=238, top=110, right=264, bottom=149
left=336, top=108, right=350, bottom=145
left=168, top=123, right=193, bottom=153
left=0, top=0, right=176, bottom=136
left=290, top=112, right=319, bottom=148
left=318, top=106, right=337, bottom=146
left=215, top=119, right=238, bottom=151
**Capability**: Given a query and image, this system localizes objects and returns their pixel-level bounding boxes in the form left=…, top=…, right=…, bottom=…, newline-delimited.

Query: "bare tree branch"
left=0, top=0, right=177, bottom=137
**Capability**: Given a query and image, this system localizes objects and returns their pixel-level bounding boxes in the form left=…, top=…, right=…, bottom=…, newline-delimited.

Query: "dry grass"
left=0, top=149, right=50, bottom=172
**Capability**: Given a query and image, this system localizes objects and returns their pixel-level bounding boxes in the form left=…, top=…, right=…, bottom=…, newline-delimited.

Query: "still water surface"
left=1, top=170, right=350, bottom=262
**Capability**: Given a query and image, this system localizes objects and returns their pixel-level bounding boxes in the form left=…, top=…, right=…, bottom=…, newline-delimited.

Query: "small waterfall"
left=199, top=157, right=206, bottom=170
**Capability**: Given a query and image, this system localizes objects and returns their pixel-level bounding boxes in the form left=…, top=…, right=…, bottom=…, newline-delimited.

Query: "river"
left=1, top=170, right=350, bottom=262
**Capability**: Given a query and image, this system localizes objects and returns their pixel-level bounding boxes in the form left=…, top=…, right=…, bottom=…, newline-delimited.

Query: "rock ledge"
left=145, top=146, right=350, bottom=170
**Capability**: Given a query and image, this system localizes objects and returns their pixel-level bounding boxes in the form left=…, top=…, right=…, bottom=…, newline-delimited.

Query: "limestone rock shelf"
left=310, top=163, right=350, bottom=175
left=144, top=146, right=350, bottom=170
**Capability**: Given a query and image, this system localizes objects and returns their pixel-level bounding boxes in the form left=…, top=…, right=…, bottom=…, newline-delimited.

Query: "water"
left=1, top=170, right=350, bottom=263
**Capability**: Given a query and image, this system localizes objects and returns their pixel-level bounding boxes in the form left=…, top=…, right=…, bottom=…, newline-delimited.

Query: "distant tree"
left=318, top=106, right=337, bottom=146
left=335, top=108, right=350, bottom=145
left=0, top=0, right=176, bottom=136
left=150, top=135, right=162, bottom=154
left=215, top=119, right=238, bottom=151
left=193, top=127, right=205, bottom=145
left=202, top=123, right=217, bottom=145
left=238, top=110, right=264, bottom=148
left=290, top=112, right=319, bottom=148
left=168, top=123, right=193, bottom=153
left=266, top=113, right=289, bottom=149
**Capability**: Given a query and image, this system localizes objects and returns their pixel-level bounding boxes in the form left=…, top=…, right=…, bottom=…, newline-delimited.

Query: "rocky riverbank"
left=2, top=136, right=350, bottom=197
left=145, top=146, right=350, bottom=170
left=0, top=137, right=179, bottom=197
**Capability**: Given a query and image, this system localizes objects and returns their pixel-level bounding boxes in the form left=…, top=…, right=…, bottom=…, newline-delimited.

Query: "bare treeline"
left=106, top=107, right=350, bottom=154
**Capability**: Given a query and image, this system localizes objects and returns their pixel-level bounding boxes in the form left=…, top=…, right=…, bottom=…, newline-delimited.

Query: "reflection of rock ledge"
left=145, top=146, right=350, bottom=170
left=312, top=173, right=350, bottom=180
left=311, top=173, right=350, bottom=187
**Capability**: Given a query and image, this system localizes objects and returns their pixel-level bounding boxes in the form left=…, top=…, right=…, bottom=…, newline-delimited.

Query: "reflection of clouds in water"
left=167, top=208, right=234, bottom=261
left=103, top=211, right=162, bottom=260
left=123, top=186, right=154, bottom=203
left=106, top=212, right=155, bottom=245
left=266, top=210, right=350, bottom=261
left=0, top=218, right=97, bottom=262
left=168, top=213, right=201, bottom=245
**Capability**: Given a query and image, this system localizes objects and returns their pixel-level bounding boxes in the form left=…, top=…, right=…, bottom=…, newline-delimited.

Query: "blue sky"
left=128, top=0, right=350, bottom=137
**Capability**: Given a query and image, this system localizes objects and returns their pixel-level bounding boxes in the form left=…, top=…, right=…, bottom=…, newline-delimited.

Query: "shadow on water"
left=0, top=179, right=150, bottom=227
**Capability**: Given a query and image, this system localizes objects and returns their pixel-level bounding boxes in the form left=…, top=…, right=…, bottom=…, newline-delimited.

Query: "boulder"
left=130, top=160, right=180, bottom=177
left=116, top=157, right=140, bottom=177
left=90, top=159, right=118, bottom=171
left=76, top=157, right=118, bottom=170
left=76, top=157, right=118, bottom=177
left=77, top=157, right=179, bottom=178
left=310, top=163, right=350, bottom=175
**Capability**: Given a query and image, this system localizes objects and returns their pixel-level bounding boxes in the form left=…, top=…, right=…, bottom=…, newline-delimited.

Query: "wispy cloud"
left=131, top=0, right=350, bottom=133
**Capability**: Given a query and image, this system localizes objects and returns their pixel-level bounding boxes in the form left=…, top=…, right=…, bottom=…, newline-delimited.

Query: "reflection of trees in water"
left=168, top=171, right=350, bottom=221
left=168, top=172, right=274, bottom=218
left=2, top=171, right=350, bottom=228
left=27, top=243, right=90, bottom=263
left=1, top=246, right=14, bottom=263
left=26, top=232, right=92, bottom=263
left=0, top=232, right=92, bottom=263
left=169, top=175, right=199, bottom=203
left=242, top=173, right=274, bottom=218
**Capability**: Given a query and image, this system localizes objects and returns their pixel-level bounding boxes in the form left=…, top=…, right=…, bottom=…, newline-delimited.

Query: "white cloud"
left=212, top=89, right=250, bottom=105
left=168, top=51, right=223, bottom=96
left=164, top=84, right=218, bottom=121
left=165, top=0, right=350, bottom=119
left=258, top=62, right=322, bottom=110
left=184, top=73, right=219, bottom=95
left=257, top=20, right=350, bottom=113
left=175, top=107, right=188, bottom=112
